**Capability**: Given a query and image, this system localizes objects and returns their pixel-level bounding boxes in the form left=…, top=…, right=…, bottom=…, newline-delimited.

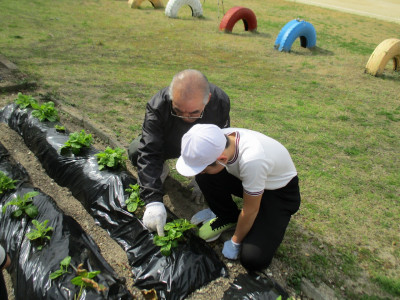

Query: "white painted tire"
left=365, top=38, right=400, bottom=76
left=165, top=0, right=203, bottom=18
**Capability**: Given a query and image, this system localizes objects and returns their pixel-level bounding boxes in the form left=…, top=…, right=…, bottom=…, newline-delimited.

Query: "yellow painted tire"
left=129, top=0, right=163, bottom=9
left=365, top=38, right=400, bottom=76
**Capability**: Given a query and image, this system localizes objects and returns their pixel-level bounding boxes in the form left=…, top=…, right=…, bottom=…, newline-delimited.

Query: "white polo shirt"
left=222, top=128, right=297, bottom=196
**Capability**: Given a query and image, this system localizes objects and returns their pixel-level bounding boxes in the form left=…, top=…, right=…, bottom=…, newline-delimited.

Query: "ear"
left=206, top=93, right=211, bottom=104
left=217, top=154, right=228, bottom=164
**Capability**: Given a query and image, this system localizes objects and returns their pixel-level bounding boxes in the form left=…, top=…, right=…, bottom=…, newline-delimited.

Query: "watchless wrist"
left=231, top=238, right=241, bottom=246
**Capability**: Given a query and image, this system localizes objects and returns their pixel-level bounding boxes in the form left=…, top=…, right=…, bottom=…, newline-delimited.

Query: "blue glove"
left=222, top=238, right=241, bottom=260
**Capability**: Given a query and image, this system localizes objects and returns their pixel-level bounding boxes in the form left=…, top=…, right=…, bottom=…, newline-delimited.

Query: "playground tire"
left=365, top=38, right=400, bottom=76
left=165, top=0, right=203, bottom=18
left=219, top=6, right=257, bottom=33
left=274, top=19, right=317, bottom=52
left=129, top=0, right=163, bottom=9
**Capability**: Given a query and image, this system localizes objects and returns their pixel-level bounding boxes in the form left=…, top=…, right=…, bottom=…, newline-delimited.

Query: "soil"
left=0, top=57, right=36, bottom=93
left=0, top=63, right=305, bottom=299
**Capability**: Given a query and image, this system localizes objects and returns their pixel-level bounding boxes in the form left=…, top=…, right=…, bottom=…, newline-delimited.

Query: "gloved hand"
left=188, top=178, right=204, bottom=205
left=143, top=202, right=167, bottom=237
left=222, top=238, right=241, bottom=260
left=190, top=208, right=216, bottom=225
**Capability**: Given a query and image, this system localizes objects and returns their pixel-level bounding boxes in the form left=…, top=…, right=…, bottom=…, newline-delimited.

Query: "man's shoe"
left=198, top=217, right=236, bottom=242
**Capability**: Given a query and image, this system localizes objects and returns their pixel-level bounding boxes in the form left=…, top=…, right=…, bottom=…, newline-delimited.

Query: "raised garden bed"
left=0, top=102, right=228, bottom=300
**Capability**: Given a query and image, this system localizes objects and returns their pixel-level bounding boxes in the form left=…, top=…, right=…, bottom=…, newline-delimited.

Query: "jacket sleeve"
left=222, top=96, right=230, bottom=128
left=213, top=84, right=231, bottom=129
left=136, top=101, right=166, bottom=205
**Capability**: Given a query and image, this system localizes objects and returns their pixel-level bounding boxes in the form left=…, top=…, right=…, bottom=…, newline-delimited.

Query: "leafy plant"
left=50, top=258, right=106, bottom=299
left=125, top=183, right=144, bottom=213
left=153, top=219, right=195, bottom=256
left=60, top=130, right=93, bottom=155
left=71, top=263, right=106, bottom=300
left=49, top=256, right=71, bottom=280
left=14, top=92, right=38, bottom=109
left=32, top=101, right=59, bottom=122
left=0, top=171, right=17, bottom=194
left=2, top=191, right=39, bottom=218
left=95, top=147, right=127, bottom=170
left=26, top=219, right=53, bottom=250
left=55, top=124, right=66, bottom=132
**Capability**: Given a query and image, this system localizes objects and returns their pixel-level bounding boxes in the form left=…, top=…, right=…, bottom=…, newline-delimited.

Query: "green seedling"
left=32, top=101, right=59, bottom=122
left=2, top=191, right=39, bottom=218
left=55, top=125, right=66, bottom=132
left=49, top=256, right=71, bottom=280
left=26, top=219, right=53, bottom=250
left=153, top=219, right=195, bottom=256
left=95, top=147, right=127, bottom=170
left=124, top=183, right=144, bottom=213
left=71, top=263, right=106, bottom=300
left=0, top=171, right=17, bottom=194
left=14, top=92, right=38, bottom=109
left=60, top=129, right=93, bottom=155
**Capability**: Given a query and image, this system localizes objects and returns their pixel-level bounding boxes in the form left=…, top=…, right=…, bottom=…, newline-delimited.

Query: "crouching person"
left=176, top=124, right=301, bottom=272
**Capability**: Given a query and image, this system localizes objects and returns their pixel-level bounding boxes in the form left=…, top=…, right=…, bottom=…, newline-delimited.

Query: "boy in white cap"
left=176, top=124, right=301, bottom=271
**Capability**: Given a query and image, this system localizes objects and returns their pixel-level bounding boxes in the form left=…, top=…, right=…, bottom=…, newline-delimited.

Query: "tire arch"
left=365, top=38, right=400, bottom=76
left=129, top=0, right=164, bottom=9
left=165, top=0, right=203, bottom=18
left=274, top=19, right=317, bottom=52
left=219, top=6, right=257, bottom=33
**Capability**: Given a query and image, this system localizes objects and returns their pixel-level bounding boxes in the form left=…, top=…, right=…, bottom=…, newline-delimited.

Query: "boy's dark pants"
left=196, top=169, right=301, bottom=271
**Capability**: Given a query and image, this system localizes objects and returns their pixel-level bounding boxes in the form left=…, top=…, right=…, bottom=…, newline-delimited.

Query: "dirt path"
left=288, top=0, right=400, bottom=24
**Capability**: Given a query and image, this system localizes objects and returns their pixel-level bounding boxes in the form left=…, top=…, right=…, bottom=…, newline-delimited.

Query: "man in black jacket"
left=128, top=69, right=231, bottom=236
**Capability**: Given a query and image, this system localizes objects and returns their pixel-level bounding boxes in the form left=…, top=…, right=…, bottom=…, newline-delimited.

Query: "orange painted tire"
left=219, top=6, right=257, bottom=33
left=365, top=38, right=400, bottom=76
left=129, top=0, right=163, bottom=9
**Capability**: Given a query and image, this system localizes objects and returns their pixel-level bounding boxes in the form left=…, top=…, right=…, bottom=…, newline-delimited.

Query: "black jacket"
left=137, top=83, right=231, bottom=204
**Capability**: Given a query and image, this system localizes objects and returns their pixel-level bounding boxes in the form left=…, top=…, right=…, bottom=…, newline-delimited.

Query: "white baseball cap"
left=176, top=124, right=226, bottom=176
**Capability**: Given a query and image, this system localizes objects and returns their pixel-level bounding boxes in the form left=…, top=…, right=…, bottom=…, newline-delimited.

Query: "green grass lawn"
left=1, top=0, right=399, bottom=298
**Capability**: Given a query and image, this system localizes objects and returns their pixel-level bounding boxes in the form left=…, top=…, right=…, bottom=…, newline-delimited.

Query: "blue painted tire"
left=274, top=19, right=317, bottom=52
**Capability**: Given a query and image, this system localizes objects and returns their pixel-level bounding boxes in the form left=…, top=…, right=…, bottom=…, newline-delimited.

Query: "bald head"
left=169, top=69, right=210, bottom=105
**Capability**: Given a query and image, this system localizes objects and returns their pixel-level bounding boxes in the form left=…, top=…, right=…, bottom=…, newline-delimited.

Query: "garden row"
left=0, top=94, right=227, bottom=299
left=0, top=142, right=131, bottom=299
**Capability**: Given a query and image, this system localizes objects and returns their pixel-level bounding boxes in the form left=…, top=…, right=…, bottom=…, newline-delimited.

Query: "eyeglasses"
left=170, top=102, right=205, bottom=120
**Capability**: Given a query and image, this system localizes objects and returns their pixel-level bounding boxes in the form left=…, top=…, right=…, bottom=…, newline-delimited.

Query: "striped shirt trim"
left=244, top=189, right=264, bottom=196
left=228, top=131, right=240, bottom=164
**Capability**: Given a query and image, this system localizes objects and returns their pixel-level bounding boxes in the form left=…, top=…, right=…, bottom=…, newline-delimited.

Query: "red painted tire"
left=219, top=6, right=257, bottom=33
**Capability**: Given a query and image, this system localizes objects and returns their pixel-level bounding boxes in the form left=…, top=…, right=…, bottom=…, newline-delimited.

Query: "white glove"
left=190, top=208, right=216, bottom=225
left=143, top=202, right=167, bottom=236
left=188, top=178, right=204, bottom=205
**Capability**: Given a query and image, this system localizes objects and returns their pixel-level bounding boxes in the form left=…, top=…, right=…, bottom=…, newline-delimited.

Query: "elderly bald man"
left=128, top=69, right=231, bottom=236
